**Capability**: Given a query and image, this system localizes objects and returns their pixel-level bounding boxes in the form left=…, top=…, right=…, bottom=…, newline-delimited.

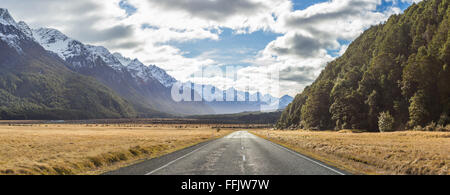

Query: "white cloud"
left=0, top=0, right=417, bottom=97
left=246, top=0, right=405, bottom=96
left=126, top=0, right=290, bottom=33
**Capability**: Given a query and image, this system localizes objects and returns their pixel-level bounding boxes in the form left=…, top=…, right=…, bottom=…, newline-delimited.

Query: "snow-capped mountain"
left=28, top=26, right=212, bottom=115
left=33, top=28, right=125, bottom=70
left=113, top=53, right=176, bottom=87
left=0, top=8, right=140, bottom=119
left=17, top=21, right=33, bottom=38
left=33, top=28, right=83, bottom=62
left=279, top=95, right=294, bottom=109
left=32, top=27, right=177, bottom=88
left=1, top=8, right=292, bottom=115
left=0, top=8, right=34, bottom=53
left=185, top=82, right=293, bottom=114
left=0, top=8, right=16, bottom=26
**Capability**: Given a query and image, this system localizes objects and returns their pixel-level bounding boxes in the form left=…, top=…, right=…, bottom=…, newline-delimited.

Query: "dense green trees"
left=278, top=0, right=450, bottom=131
left=300, top=80, right=333, bottom=130
left=0, top=71, right=137, bottom=120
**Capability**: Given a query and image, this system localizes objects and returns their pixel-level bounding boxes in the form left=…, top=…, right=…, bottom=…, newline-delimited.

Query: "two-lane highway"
left=105, top=131, right=348, bottom=175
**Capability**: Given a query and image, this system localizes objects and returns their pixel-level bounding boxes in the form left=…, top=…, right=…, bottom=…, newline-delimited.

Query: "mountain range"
left=0, top=8, right=136, bottom=119
left=0, top=8, right=293, bottom=119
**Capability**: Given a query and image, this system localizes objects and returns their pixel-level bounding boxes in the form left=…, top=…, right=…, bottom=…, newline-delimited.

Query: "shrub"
left=378, top=111, right=395, bottom=132
left=435, top=125, right=446, bottom=132
left=438, top=113, right=450, bottom=126
left=425, top=121, right=437, bottom=131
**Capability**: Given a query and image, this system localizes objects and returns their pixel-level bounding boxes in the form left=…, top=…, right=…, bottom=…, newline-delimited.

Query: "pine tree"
left=378, top=111, right=395, bottom=132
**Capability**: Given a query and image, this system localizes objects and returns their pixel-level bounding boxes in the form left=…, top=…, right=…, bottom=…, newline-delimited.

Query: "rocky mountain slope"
left=0, top=8, right=136, bottom=119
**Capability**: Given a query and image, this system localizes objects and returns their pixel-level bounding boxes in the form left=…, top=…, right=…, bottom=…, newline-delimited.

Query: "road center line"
left=145, top=141, right=214, bottom=175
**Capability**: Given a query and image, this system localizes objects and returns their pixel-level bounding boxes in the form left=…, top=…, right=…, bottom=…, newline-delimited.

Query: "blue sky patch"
left=170, top=28, right=282, bottom=67
left=119, top=0, right=137, bottom=16
left=117, top=0, right=417, bottom=74
left=159, top=0, right=416, bottom=68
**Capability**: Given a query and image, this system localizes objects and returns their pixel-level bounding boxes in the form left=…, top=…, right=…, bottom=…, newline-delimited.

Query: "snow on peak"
left=112, top=52, right=132, bottom=67
left=17, top=21, right=33, bottom=38
left=32, top=28, right=75, bottom=60
left=113, top=52, right=177, bottom=87
left=33, top=28, right=70, bottom=43
left=0, top=8, right=17, bottom=27
left=0, top=9, right=34, bottom=40
left=0, top=9, right=25, bottom=53
left=0, top=8, right=176, bottom=87
left=85, top=45, right=124, bottom=70
left=147, top=65, right=177, bottom=87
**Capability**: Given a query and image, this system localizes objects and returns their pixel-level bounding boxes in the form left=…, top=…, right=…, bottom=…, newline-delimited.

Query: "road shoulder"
left=103, top=138, right=221, bottom=175
left=250, top=131, right=358, bottom=175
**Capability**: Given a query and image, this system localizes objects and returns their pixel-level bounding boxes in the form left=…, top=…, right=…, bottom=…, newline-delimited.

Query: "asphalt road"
left=105, top=131, right=348, bottom=175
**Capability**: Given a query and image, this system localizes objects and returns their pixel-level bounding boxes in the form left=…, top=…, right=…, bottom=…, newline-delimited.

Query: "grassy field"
left=251, top=130, right=449, bottom=175
left=0, top=123, right=233, bottom=175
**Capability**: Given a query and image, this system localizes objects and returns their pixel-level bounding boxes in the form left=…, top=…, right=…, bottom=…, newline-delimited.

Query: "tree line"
left=277, top=0, right=450, bottom=131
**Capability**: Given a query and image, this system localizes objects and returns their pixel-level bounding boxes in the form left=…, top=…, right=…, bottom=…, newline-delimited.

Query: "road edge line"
left=250, top=131, right=349, bottom=175
left=144, top=140, right=216, bottom=175
left=265, top=139, right=347, bottom=175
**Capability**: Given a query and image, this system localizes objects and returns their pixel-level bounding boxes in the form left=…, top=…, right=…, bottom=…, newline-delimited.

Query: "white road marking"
left=145, top=141, right=213, bottom=175
left=225, top=131, right=256, bottom=139
left=263, top=139, right=346, bottom=175
left=146, top=131, right=346, bottom=175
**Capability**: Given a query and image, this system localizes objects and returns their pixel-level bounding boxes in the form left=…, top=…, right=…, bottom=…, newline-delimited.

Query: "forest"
left=277, top=0, right=450, bottom=131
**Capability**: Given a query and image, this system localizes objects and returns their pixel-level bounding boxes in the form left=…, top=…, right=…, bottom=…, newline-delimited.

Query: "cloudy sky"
left=2, top=0, right=422, bottom=97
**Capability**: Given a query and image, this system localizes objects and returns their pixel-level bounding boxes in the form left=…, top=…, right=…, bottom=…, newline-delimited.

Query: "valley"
left=0, top=0, right=449, bottom=177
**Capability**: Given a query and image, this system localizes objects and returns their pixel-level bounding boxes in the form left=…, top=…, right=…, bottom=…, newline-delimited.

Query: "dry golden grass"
left=251, top=130, right=449, bottom=175
left=0, top=124, right=232, bottom=175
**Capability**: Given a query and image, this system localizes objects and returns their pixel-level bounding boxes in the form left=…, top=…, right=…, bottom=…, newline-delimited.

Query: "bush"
left=414, top=122, right=449, bottom=132
left=413, top=125, right=424, bottom=131
left=378, top=111, right=395, bottom=132
left=438, top=113, right=450, bottom=126
left=435, top=125, right=446, bottom=132
left=425, top=121, right=437, bottom=131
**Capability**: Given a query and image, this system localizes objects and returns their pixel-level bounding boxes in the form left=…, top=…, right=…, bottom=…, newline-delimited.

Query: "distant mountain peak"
left=32, top=28, right=76, bottom=60
left=0, top=9, right=33, bottom=54
left=0, top=8, right=17, bottom=27
left=281, top=95, right=293, bottom=100
left=113, top=52, right=177, bottom=87
left=17, top=21, right=33, bottom=38
left=33, top=28, right=70, bottom=43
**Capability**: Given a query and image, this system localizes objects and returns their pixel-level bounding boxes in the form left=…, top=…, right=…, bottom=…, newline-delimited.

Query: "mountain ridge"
left=0, top=9, right=137, bottom=120
left=29, top=22, right=292, bottom=115
left=1, top=8, right=293, bottom=117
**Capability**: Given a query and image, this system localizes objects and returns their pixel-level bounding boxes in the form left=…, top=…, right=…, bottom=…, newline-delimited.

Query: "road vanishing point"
left=105, top=131, right=349, bottom=175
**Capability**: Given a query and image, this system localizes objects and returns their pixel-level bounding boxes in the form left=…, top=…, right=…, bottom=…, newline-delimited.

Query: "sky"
left=1, top=0, right=423, bottom=97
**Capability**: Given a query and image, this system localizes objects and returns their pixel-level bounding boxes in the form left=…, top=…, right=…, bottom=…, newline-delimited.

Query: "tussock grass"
left=0, top=124, right=232, bottom=175
left=251, top=130, right=449, bottom=175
